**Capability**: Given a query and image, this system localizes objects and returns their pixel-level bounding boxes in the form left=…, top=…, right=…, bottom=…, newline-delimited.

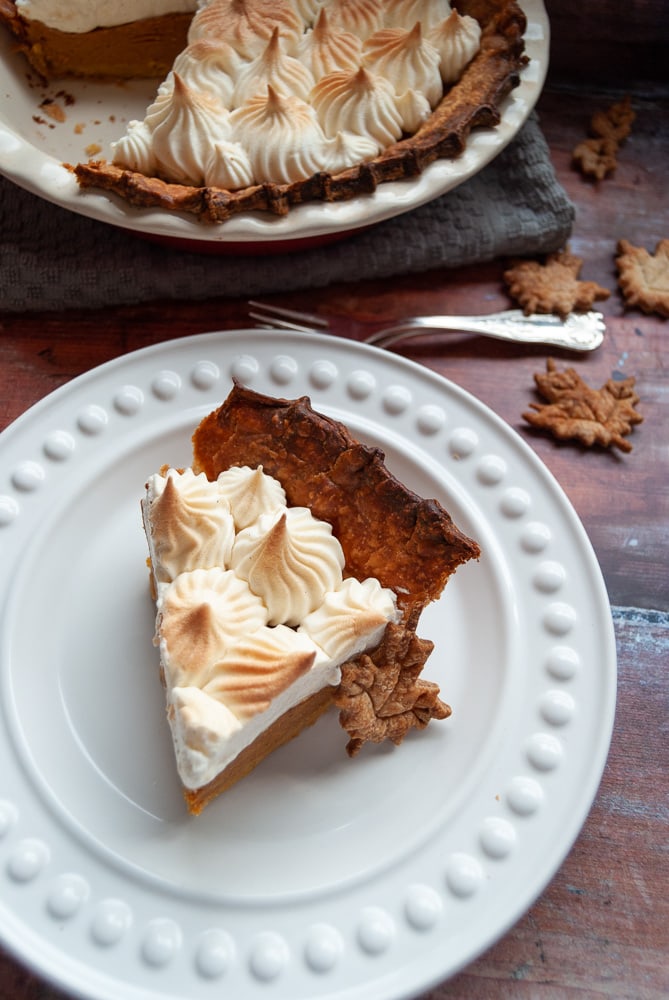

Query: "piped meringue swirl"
left=144, top=468, right=236, bottom=583
left=147, top=73, right=233, bottom=185
left=188, top=0, right=304, bottom=58
left=300, top=577, right=398, bottom=661
left=383, top=0, right=452, bottom=31
left=232, top=27, right=315, bottom=107
left=326, top=0, right=383, bottom=39
left=215, top=465, right=286, bottom=530
left=297, top=7, right=362, bottom=78
left=362, top=23, right=442, bottom=110
left=203, top=624, right=318, bottom=719
left=428, top=10, right=482, bottom=84
left=231, top=505, right=345, bottom=626
left=157, top=567, right=269, bottom=688
left=311, top=66, right=403, bottom=148
left=229, top=86, right=331, bottom=185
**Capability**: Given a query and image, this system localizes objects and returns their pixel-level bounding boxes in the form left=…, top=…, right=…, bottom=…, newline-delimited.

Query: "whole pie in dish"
left=142, top=382, right=480, bottom=813
left=0, top=0, right=527, bottom=224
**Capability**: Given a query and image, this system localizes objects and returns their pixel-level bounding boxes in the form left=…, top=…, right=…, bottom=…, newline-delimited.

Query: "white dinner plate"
left=0, top=330, right=616, bottom=1000
left=0, top=2, right=548, bottom=249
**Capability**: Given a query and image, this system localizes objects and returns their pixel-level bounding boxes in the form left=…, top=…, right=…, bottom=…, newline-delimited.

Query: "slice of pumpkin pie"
left=142, top=381, right=480, bottom=813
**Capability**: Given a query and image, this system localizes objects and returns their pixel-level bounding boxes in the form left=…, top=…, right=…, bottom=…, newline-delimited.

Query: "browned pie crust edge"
left=192, top=380, right=481, bottom=615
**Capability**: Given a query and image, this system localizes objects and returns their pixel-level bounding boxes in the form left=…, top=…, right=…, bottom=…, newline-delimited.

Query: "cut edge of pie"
left=0, top=1, right=193, bottom=79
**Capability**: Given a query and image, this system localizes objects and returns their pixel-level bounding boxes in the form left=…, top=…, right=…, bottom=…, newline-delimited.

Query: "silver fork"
left=248, top=300, right=605, bottom=352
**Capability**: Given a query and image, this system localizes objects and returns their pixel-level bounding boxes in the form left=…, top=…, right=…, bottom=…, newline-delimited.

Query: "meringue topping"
left=231, top=505, right=345, bottom=626
left=157, top=567, right=269, bottom=687
left=325, top=0, right=383, bottom=39
left=300, top=577, right=399, bottom=661
left=188, top=0, right=303, bottom=58
left=428, top=9, right=482, bottom=84
left=148, top=73, right=233, bottom=186
left=383, top=0, right=453, bottom=32
left=215, top=465, right=286, bottom=530
left=203, top=624, right=318, bottom=719
left=362, top=23, right=442, bottom=110
left=143, top=468, right=236, bottom=583
left=311, top=66, right=403, bottom=149
left=297, top=7, right=362, bottom=78
left=143, top=463, right=399, bottom=789
left=229, top=85, right=331, bottom=185
left=231, top=27, right=315, bottom=107
left=170, top=39, right=241, bottom=106
left=109, top=0, right=484, bottom=191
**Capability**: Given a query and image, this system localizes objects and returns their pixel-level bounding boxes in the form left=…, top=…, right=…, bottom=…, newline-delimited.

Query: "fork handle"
left=366, top=310, right=605, bottom=352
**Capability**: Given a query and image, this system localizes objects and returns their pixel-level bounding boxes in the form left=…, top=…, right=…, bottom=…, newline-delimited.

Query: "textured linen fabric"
left=0, top=113, right=574, bottom=313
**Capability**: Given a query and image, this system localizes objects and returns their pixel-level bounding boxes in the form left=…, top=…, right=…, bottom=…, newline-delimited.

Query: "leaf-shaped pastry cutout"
left=504, top=248, right=610, bottom=319
left=523, top=358, right=643, bottom=453
left=334, top=621, right=450, bottom=755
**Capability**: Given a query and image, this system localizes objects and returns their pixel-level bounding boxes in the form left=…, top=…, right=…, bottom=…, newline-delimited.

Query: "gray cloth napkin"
left=0, top=112, right=573, bottom=313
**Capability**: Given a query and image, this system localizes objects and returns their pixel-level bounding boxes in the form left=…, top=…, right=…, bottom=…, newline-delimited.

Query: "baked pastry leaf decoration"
left=523, top=358, right=643, bottom=453
left=571, top=136, right=618, bottom=182
left=504, top=248, right=610, bottom=319
left=334, top=620, right=451, bottom=756
left=616, top=238, right=669, bottom=318
left=572, top=95, right=635, bottom=181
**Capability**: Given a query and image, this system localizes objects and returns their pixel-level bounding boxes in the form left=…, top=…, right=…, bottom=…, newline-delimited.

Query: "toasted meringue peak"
left=297, top=7, right=362, bottom=78
left=203, top=625, right=318, bottom=719
left=232, top=27, right=315, bottom=107
left=311, top=66, right=403, bottom=148
left=230, top=86, right=332, bottom=184
left=362, top=22, right=442, bottom=109
left=144, top=468, right=236, bottom=583
left=171, top=39, right=241, bottom=107
left=158, top=567, right=269, bottom=688
left=299, top=577, right=398, bottom=662
left=428, top=9, right=482, bottom=84
left=146, top=73, right=233, bottom=185
left=215, top=465, right=287, bottom=529
left=326, top=0, right=384, bottom=39
left=188, top=0, right=304, bottom=58
left=383, top=0, right=452, bottom=31
left=231, top=505, right=345, bottom=626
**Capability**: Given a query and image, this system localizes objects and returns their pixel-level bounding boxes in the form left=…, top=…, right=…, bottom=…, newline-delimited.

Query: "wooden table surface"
left=1, top=49, right=668, bottom=1000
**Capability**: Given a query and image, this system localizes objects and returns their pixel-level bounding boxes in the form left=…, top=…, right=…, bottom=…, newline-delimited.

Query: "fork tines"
left=248, top=300, right=329, bottom=333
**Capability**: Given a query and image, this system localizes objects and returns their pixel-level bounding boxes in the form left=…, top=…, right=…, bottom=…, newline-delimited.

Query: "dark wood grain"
left=0, top=38, right=668, bottom=1000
